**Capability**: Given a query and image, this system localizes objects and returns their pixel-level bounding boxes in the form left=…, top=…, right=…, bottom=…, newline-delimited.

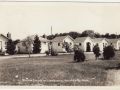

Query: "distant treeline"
left=44, top=30, right=120, bottom=40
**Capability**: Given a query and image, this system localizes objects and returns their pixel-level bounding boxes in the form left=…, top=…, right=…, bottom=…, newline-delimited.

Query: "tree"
left=24, top=36, right=33, bottom=58
left=95, top=32, right=101, bottom=38
left=110, top=34, right=117, bottom=39
left=81, top=30, right=95, bottom=38
left=6, top=39, right=16, bottom=55
left=93, top=44, right=101, bottom=60
left=33, top=35, right=41, bottom=54
left=68, top=32, right=80, bottom=39
left=103, top=45, right=115, bottom=60
left=104, top=33, right=110, bottom=38
left=74, top=45, right=85, bottom=62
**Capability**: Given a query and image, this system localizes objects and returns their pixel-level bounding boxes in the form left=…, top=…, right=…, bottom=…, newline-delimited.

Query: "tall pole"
left=116, top=32, right=117, bottom=39
left=51, top=26, right=52, bottom=35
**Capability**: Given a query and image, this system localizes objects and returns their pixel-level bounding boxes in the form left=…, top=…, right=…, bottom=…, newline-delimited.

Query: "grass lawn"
left=0, top=51, right=120, bottom=86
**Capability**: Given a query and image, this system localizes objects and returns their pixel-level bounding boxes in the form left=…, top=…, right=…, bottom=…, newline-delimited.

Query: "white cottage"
left=17, top=35, right=49, bottom=54
left=107, top=39, right=120, bottom=50
left=92, top=38, right=109, bottom=52
left=0, top=34, right=8, bottom=52
left=74, top=37, right=94, bottom=52
left=51, top=35, right=74, bottom=52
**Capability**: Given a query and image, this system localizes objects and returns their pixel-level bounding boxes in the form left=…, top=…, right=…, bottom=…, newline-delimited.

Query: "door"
left=86, top=42, right=91, bottom=52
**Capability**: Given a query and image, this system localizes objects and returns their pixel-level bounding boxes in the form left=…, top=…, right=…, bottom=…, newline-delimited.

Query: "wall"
left=63, top=36, right=74, bottom=49
left=99, top=39, right=108, bottom=52
left=52, top=36, right=74, bottom=52
left=0, top=36, right=8, bottom=52
left=116, top=40, right=120, bottom=50
left=41, top=42, right=49, bottom=53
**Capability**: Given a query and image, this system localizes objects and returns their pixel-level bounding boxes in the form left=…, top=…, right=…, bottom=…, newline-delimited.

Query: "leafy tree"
left=103, top=45, right=115, bottom=60
left=24, top=36, right=33, bottom=58
left=81, top=30, right=95, bottom=38
left=6, top=39, right=16, bottom=55
left=33, top=35, right=41, bottom=54
left=110, top=34, right=117, bottom=39
left=104, top=33, right=110, bottom=38
left=68, top=32, right=80, bottom=39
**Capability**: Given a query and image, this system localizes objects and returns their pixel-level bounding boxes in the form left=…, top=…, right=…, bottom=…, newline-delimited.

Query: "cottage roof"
left=22, top=35, right=49, bottom=42
left=0, top=34, right=9, bottom=39
left=74, top=37, right=90, bottom=43
left=107, top=39, right=120, bottom=44
left=52, top=35, right=74, bottom=42
left=92, top=38, right=107, bottom=43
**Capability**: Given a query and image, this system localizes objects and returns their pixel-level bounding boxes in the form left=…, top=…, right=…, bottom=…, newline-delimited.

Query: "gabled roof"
left=52, top=35, right=74, bottom=42
left=107, top=39, right=120, bottom=44
left=74, top=37, right=91, bottom=43
left=0, top=34, right=9, bottom=40
left=92, top=38, right=107, bottom=43
left=22, top=35, right=49, bottom=42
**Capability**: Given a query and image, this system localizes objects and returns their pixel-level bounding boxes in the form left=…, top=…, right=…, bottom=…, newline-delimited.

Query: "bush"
left=103, top=45, right=115, bottom=60
left=45, top=51, right=50, bottom=56
left=51, top=50, right=58, bottom=56
left=74, top=49, right=85, bottom=62
left=93, top=44, right=100, bottom=60
left=6, top=39, right=16, bottom=55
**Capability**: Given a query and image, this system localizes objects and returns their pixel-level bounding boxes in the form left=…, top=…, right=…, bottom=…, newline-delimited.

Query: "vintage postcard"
left=0, top=0, right=120, bottom=89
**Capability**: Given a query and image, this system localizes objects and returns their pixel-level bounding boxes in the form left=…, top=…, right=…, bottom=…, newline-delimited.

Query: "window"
left=58, top=43, right=60, bottom=46
left=70, top=42, right=72, bottom=45
left=44, top=42, right=46, bottom=45
left=79, top=43, right=81, bottom=46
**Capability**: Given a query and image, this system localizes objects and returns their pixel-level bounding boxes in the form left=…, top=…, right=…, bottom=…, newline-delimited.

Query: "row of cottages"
left=51, top=35, right=120, bottom=52
left=74, top=37, right=120, bottom=52
left=0, top=34, right=9, bottom=52
left=16, top=35, right=49, bottom=54
left=51, top=35, right=74, bottom=52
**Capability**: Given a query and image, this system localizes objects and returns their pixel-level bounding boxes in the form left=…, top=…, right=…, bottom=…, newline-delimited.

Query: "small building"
left=74, top=37, right=94, bottom=52
left=0, top=34, right=9, bottom=52
left=17, top=35, right=49, bottom=54
left=107, top=39, right=120, bottom=50
left=51, top=35, right=74, bottom=52
left=92, top=38, right=109, bottom=52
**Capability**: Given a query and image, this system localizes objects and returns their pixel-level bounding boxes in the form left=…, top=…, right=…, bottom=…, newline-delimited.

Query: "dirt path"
left=106, top=70, right=120, bottom=86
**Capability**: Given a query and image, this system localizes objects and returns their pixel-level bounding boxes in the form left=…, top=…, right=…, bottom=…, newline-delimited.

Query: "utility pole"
left=51, top=26, right=52, bottom=35
left=116, top=32, right=117, bottom=39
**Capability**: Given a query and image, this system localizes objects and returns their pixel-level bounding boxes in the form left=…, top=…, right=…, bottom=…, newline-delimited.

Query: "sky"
left=0, top=2, right=120, bottom=40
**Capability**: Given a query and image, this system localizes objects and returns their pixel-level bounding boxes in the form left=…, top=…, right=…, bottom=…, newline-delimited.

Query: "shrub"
left=45, top=51, right=50, bottom=56
left=74, top=49, right=85, bottom=62
left=103, top=45, right=115, bottom=60
left=93, top=44, right=100, bottom=60
left=51, top=50, right=58, bottom=56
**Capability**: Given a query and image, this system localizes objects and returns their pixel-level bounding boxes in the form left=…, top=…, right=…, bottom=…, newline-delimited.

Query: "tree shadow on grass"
left=105, top=63, right=120, bottom=70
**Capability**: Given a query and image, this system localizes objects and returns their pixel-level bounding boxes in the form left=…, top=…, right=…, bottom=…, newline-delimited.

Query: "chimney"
left=7, top=32, right=11, bottom=39
left=43, top=34, right=47, bottom=39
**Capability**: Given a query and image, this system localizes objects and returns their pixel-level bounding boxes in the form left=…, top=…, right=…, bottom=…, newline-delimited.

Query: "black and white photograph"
left=0, top=0, right=120, bottom=88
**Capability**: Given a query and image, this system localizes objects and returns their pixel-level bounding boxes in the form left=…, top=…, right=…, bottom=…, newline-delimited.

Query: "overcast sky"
left=0, top=2, right=120, bottom=40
